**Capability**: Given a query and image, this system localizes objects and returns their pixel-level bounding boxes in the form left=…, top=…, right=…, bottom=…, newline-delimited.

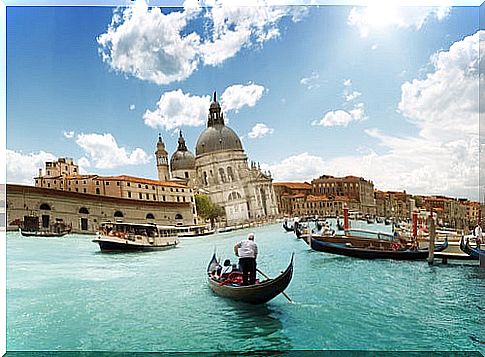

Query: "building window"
left=227, top=167, right=234, bottom=181
left=152, top=186, right=155, bottom=190
left=117, top=182, right=120, bottom=186
left=128, top=192, right=131, bottom=198
left=54, top=180, right=56, bottom=184
left=76, top=188, right=79, bottom=192
left=106, top=182, right=110, bottom=186
left=163, top=196, right=166, bottom=201
left=96, top=188, right=100, bottom=194
left=146, top=193, right=150, bottom=199
left=47, top=170, right=50, bottom=175
left=146, top=213, right=155, bottom=219
left=47, top=183, right=50, bottom=188
left=127, top=182, right=130, bottom=187
left=74, top=168, right=77, bottom=172
left=79, top=207, right=89, bottom=214
left=39, top=203, right=51, bottom=210
left=145, top=185, right=148, bottom=189
left=83, top=180, right=86, bottom=184
left=153, top=194, right=156, bottom=200
left=114, top=211, right=124, bottom=218
left=185, top=172, right=189, bottom=179
left=83, top=188, right=86, bottom=193
left=138, top=184, right=141, bottom=188
left=175, top=214, right=183, bottom=220
left=96, top=181, right=99, bottom=186
left=139, top=193, right=143, bottom=199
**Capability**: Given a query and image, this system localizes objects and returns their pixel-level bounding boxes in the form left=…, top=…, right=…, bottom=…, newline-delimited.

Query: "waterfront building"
left=424, top=196, right=469, bottom=229
left=311, top=175, right=376, bottom=215
left=375, top=190, right=415, bottom=220
left=192, top=92, right=278, bottom=225
left=6, top=183, right=195, bottom=233
left=273, top=182, right=312, bottom=216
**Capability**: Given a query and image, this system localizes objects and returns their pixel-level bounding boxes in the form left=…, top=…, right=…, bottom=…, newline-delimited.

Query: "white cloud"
left=345, top=91, right=362, bottom=102
left=248, top=123, right=274, bottom=139
left=348, top=5, right=450, bottom=38
left=312, top=80, right=367, bottom=127
left=75, top=133, right=151, bottom=169
left=143, top=89, right=211, bottom=130
left=129, top=104, right=136, bottom=111
left=300, top=72, right=320, bottom=90
left=6, top=150, right=57, bottom=185
left=97, top=0, right=305, bottom=85
left=371, top=44, right=378, bottom=50
left=221, top=83, right=266, bottom=112
left=63, top=130, right=75, bottom=139
left=269, top=31, right=482, bottom=200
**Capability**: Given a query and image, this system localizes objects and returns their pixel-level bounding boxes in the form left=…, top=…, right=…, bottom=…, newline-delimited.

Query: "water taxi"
left=175, top=224, right=215, bottom=238
left=92, top=222, right=179, bottom=252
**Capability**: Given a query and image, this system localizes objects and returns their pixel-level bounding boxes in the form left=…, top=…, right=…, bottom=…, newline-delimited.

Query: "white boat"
left=175, top=224, right=215, bottom=238
left=92, top=222, right=179, bottom=252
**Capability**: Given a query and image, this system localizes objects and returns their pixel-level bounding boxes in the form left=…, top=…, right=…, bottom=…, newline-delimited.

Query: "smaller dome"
left=170, top=131, right=195, bottom=171
left=171, top=150, right=195, bottom=171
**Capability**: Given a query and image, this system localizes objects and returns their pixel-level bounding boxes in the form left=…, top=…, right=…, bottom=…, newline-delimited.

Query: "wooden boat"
left=206, top=253, right=294, bottom=304
left=92, top=222, right=179, bottom=252
left=459, top=236, right=484, bottom=260
left=282, top=220, right=294, bottom=232
left=309, top=236, right=448, bottom=260
left=19, top=227, right=70, bottom=238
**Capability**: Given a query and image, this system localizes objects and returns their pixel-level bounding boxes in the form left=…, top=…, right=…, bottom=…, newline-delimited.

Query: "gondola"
left=206, top=253, right=294, bottom=304
left=459, top=236, right=484, bottom=260
left=282, top=220, right=294, bottom=232
left=309, top=236, right=448, bottom=260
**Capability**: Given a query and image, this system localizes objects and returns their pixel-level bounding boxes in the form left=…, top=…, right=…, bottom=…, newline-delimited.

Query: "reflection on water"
left=215, top=301, right=291, bottom=352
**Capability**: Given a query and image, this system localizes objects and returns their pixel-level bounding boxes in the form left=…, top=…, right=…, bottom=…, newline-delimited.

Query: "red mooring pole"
left=343, top=205, right=349, bottom=230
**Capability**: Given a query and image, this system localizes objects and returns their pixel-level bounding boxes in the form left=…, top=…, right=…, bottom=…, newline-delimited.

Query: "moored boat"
left=309, top=236, right=448, bottom=260
left=206, top=253, right=294, bottom=304
left=283, top=220, right=294, bottom=232
left=176, top=224, right=215, bottom=238
left=19, top=227, right=70, bottom=238
left=92, top=222, right=179, bottom=252
left=459, top=235, right=484, bottom=260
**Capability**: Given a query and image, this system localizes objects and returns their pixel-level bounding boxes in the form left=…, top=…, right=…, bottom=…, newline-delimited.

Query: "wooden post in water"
left=428, top=208, right=435, bottom=265
left=343, top=205, right=349, bottom=231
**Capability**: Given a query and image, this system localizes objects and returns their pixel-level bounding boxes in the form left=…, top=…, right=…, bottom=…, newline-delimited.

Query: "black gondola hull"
left=207, top=254, right=293, bottom=304
left=310, top=238, right=448, bottom=260
left=460, top=236, right=484, bottom=260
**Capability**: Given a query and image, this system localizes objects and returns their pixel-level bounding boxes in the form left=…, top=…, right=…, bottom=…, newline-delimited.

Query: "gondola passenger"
left=220, top=259, right=233, bottom=279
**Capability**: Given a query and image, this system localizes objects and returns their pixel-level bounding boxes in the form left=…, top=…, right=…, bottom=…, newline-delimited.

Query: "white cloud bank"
left=144, top=83, right=266, bottom=130
left=97, top=0, right=305, bottom=85
left=266, top=31, right=482, bottom=200
left=348, top=5, right=450, bottom=38
left=7, top=133, right=153, bottom=184
left=248, top=123, right=274, bottom=139
left=75, top=133, right=151, bottom=169
left=6, top=150, right=57, bottom=185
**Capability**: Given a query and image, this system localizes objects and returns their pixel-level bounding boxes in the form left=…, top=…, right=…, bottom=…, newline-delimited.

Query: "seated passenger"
left=220, top=259, right=233, bottom=279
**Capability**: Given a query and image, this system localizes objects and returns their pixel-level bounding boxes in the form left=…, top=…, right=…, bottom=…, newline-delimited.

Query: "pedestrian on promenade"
left=234, top=233, right=258, bottom=286
left=474, top=223, right=482, bottom=248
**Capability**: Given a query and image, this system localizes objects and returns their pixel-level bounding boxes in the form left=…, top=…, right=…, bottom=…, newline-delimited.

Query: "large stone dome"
left=195, top=91, right=244, bottom=156
left=170, top=131, right=195, bottom=170
left=196, top=124, right=243, bottom=156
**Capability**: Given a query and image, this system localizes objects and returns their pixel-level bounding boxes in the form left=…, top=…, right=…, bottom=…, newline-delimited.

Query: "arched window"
left=146, top=213, right=155, bottom=219
left=96, top=188, right=100, bottom=194
left=79, top=207, right=89, bottom=214
left=114, top=211, right=124, bottom=218
left=227, top=166, right=234, bottom=181
left=203, top=171, right=208, bottom=186
left=39, top=203, right=51, bottom=210
left=228, top=192, right=242, bottom=201
left=175, top=214, right=183, bottom=220
left=219, top=168, right=226, bottom=183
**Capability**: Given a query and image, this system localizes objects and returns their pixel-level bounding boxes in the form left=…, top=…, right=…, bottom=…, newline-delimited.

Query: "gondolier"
left=234, top=233, right=258, bottom=285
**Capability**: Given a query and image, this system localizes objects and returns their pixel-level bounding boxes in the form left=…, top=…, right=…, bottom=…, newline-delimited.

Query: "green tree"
left=195, top=194, right=225, bottom=228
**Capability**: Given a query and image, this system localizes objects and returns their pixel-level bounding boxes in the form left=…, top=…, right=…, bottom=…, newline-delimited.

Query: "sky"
left=4, top=0, right=483, bottom=200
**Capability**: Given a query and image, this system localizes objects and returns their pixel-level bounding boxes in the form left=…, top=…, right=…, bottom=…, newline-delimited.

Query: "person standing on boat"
left=474, top=223, right=482, bottom=247
left=234, top=233, right=258, bottom=286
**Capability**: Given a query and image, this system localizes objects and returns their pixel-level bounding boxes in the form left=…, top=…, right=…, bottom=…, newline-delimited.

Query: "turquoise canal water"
left=6, top=222, right=485, bottom=353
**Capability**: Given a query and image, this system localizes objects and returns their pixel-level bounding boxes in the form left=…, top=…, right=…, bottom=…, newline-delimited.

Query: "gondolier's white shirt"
left=236, top=240, right=258, bottom=259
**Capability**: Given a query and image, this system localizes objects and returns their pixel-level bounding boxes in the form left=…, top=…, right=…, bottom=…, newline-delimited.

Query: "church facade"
left=166, top=92, right=279, bottom=225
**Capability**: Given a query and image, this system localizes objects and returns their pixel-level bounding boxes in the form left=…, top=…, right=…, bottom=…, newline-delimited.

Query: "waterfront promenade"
left=6, top=223, right=484, bottom=353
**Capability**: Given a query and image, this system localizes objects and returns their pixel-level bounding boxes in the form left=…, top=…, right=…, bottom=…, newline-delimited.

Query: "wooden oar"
left=256, top=268, right=293, bottom=303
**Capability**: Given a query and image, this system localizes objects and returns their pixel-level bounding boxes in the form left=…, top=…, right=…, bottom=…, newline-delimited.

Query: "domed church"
left=159, top=92, right=279, bottom=225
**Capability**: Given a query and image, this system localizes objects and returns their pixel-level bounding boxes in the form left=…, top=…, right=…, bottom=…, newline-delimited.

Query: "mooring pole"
left=343, top=204, right=349, bottom=231
left=428, top=208, right=435, bottom=265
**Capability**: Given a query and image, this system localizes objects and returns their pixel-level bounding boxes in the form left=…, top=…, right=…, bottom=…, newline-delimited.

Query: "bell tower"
left=155, top=134, right=170, bottom=181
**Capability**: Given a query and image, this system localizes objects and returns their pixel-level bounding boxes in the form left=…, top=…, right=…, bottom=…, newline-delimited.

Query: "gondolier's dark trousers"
left=239, top=257, right=257, bottom=286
